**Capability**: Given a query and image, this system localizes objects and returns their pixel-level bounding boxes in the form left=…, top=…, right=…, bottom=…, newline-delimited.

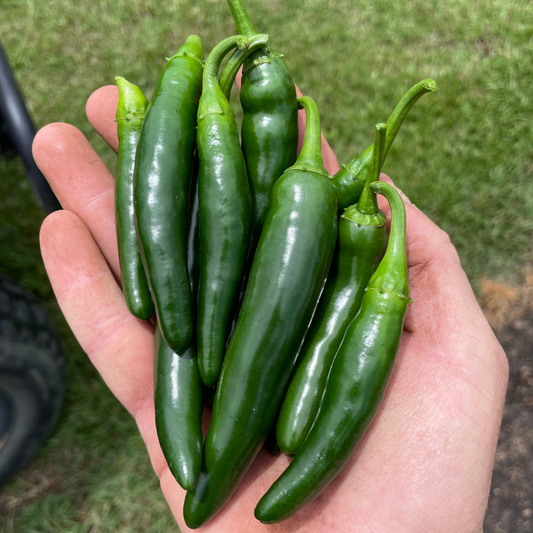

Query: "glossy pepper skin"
left=134, top=35, right=203, bottom=353
left=183, top=97, right=338, bottom=529
left=154, top=324, right=202, bottom=491
left=333, top=79, right=436, bottom=210
left=187, top=158, right=200, bottom=322
left=196, top=34, right=268, bottom=388
left=225, top=0, right=299, bottom=252
left=255, top=181, right=410, bottom=524
left=155, top=154, right=203, bottom=491
left=276, top=123, right=388, bottom=456
left=114, top=77, right=153, bottom=320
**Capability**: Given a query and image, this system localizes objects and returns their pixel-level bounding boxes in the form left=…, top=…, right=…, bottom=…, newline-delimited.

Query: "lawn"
left=0, top=0, right=532, bottom=531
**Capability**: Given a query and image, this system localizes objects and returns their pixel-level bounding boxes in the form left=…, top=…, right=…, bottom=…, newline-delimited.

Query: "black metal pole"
left=0, top=43, right=61, bottom=214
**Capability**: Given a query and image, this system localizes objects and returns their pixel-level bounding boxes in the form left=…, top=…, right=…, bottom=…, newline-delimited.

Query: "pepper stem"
left=290, top=97, right=328, bottom=177
left=204, top=36, right=248, bottom=87
left=198, top=35, right=249, bottom=119
left=219, top=34, right=269, bottom=99
left=115, top=77, right=148, bottom=121
left=226, top=0, right=258, bottom=38
left=170, top=35, right=204, bottom=64
left=368, top=182, right=409, bottom=299
left=383, top=79, right=436, bottom=162
left=356, top=123, right=386, bottom=215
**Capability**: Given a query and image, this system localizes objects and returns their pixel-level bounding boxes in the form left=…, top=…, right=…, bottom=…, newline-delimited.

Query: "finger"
left=86, top=85, right=119, bottom=152
left=235, top=70, right=340, bottom=175
left=40, top=210, right=155, bottom=416
left=33, top=122, right=120, bottom=279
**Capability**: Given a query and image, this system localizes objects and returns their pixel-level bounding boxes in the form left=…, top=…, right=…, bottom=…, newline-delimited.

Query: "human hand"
left=35, top=84, right=508, bottom=532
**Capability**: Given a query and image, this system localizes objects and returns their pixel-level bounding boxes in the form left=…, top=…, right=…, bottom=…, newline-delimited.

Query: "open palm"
left=35, top=85, right=508, bottom=532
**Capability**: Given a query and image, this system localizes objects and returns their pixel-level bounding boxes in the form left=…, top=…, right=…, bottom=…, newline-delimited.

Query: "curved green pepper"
left=197, top=34, right=268, bottom=388
left=333, top=79, right=436, bottom=210
left=114, top=77, right=153, bottom=320
left=183, top=96, right=338, bottom=529
left=154, top=324, right=202, bottom=491
left=276, top=123, right=388, bottom=456
left=255, top=181, right=410, bottom=524
left=225, top=0, right=299, bottom=253
left=134, top=35, right=203, bottom=353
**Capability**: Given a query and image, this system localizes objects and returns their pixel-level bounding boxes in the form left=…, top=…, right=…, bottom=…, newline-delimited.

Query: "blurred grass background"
left=0, top=0, right=532, bottom=530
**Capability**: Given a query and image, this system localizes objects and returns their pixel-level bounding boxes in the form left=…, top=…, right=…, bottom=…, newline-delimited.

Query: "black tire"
left=0, top=275, right=65, bottom=486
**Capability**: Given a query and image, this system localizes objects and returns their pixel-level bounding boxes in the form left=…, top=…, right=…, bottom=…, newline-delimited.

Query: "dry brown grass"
left=480, top=268, right=533, bottom=329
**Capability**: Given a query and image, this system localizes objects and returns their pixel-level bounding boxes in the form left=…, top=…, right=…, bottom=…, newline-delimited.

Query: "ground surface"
left=0, top=0, right=532, bottom=531
left=484, top=315, right=533, bottom=533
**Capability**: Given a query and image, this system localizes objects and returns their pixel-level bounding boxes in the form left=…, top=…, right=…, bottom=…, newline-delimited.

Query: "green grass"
left=0, top=0, right=532, bottom=530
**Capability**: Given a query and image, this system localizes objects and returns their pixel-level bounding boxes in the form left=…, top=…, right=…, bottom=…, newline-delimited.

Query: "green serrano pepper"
left=114, top=77, right=153, bottom=320
left=255, top=181, right=410, bottom=524
left=154, top=324, right=202, bottom=491
left=155, top=154, right=203, bottom=491
left=183, top=96, right=338, bottom=529
left=276, top=123, right=388, bottom=456
left=197, top=34, right=268, bottom=388
left=225, top=0, right=299, bottom=253
left=333, top=79, right=436, bottom=210
left=134, top=35, right=203, bottom=353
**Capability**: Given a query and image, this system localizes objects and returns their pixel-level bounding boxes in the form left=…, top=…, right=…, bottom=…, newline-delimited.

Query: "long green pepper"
left=196, top=34, right=268, bottom=388
left=255, top=182, right=410, bottom=524
left=183, top=96, right=338, bottom=529
left=154, top=324, right=202, bottom=491
left=276, top=123, right=388, bottom=456
left=333, top=79, right=436, bottom=210
left=134, top=35, right=203, bottom=353
left=225, top=0, right=299, bottom=253
left=114, top=77, right=153, bottom=320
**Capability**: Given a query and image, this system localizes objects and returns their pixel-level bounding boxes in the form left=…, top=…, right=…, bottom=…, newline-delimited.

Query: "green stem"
left=198, top=35, right=248, bottom=118
left=291, top=97, right=328, bottom=177
left=356, top=123, right=386, bottom=215
left=383, top=78, right=436, bottom=161
left=219, top=34, right=269, bottom=99
left=204, top=36, right=248, bottom=87
left=115, top=77, right=148, bottom=121
left=170, top=35, right=204, bottom=64
left=226, top=0, right=258, bottom=38
left=368, top=181, right=409, bottom=298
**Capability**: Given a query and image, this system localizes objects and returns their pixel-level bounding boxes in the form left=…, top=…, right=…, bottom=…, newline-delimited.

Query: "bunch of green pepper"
left=112, top=0, right=436, bottom=526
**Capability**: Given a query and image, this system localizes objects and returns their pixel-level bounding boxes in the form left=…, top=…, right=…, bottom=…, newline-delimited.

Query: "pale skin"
left=34, top=82, right=508, bottom=533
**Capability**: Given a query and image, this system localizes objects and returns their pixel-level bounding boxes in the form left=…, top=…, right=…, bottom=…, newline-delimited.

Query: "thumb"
left=376, top=174, right=481, bottom=337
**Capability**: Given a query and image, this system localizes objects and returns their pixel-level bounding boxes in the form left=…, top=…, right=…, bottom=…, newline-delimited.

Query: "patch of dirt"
left=483, top=313, right=533, bottom=533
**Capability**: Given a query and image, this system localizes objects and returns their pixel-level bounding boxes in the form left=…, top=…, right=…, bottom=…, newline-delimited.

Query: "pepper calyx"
left=171, top=35, right=205, bottom=65
left=339, top=163, right=365, bottom=184
left=341, top=207, right=386, bottom=228
left=242, top=49, right=284, bottom=72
